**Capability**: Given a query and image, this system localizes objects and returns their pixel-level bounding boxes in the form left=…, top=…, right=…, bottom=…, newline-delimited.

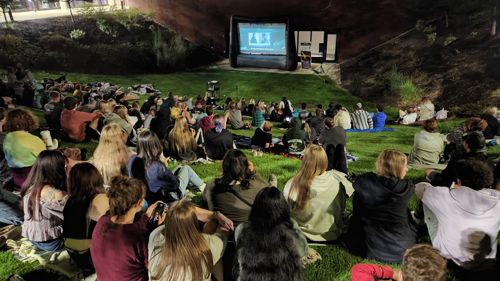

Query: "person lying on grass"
left=351, top=244, right=446, bottom=281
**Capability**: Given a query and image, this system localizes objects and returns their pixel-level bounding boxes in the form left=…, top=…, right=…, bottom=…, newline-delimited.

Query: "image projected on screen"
left=239, top=23, right=287, bottom=55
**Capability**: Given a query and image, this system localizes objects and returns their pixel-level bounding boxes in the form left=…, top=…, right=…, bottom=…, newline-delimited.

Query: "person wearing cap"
left=350, top=103, right=373, bottom=130
left=60, top=97, right=101, bottom=142
left=426, top=131, right=489, bottom=187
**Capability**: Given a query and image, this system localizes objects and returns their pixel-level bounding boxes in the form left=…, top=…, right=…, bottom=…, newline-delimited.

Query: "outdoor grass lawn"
left=1, top=69, right=499, bottom=280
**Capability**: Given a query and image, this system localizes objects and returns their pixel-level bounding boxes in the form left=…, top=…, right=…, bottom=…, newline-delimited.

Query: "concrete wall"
left=127, top=0, right=418, bottom=62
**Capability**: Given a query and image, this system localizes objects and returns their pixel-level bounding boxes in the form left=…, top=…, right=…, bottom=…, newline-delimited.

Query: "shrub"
left=426, top=32, right=437, bottom=44
left=443, top=34, right=457, bottom=46
left=96, top=18, right=120, bottom=37
left=69, top=29, right=86, bottom=40
left=386, top=66, right=422, bottom=105
left=0, top=34, right=39, bottom=67
left=152, top=27, right=192, bottom=69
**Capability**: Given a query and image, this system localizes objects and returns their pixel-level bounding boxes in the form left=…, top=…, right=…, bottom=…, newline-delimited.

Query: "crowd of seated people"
left=1, top=67, right=500, bottom=281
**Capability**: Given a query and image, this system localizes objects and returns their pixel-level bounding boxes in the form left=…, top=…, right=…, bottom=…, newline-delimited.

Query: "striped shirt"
left=350, top=110, right=373, bottom=130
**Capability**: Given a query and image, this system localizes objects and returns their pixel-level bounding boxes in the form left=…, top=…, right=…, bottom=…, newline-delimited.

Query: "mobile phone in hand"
left=150, top=202, right=167, bottom=223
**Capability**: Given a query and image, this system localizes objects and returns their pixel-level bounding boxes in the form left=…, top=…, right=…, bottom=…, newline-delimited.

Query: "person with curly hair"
left=416, top=159, right=500, bottom=276
left=3, top=109, right=47, bottom=188
left=351, top=244, right=447, bottom=281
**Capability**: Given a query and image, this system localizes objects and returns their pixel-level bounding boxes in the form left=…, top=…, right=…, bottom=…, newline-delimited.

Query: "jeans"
left=0, top=189, right=22, bottom=225
left=172, top=165, right=203, bottom=196
left=31, top=238, right=64, bottom=252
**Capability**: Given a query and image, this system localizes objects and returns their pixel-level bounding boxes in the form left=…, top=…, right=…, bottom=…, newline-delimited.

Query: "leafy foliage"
left=386, top=66, right=422, bottom=105
left=152, top=27, right=191, bottom=69
left=69, top=28, right=86, bottom=40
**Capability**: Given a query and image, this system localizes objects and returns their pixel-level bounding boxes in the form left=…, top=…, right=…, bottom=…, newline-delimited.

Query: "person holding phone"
left=90, top=176, right=167, bottom=281
left=148, top=199, right=230, bottom=281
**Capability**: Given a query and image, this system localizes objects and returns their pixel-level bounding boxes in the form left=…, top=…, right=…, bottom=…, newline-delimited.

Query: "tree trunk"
left=1, top=7, right=8, bottom=24
left=7, top=6, right=13, bottom=22
left=492, top=7, right=497, bottom=37
left=68, top=0, right=75, bottom=24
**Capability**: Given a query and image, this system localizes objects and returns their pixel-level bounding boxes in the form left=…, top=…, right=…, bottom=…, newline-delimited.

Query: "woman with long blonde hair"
left=346, top=149, right=417, bottom=263
left=167, top=117, right=198, bottom=161
left=92, top=123, right=129, bottom=186
left=179, top=102, right=196, bottom=125
left=283, top=144, right=353, bottom=242
left=148, top=199, right=227, bottom=281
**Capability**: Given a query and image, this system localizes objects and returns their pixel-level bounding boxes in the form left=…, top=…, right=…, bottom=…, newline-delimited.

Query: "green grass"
left=2, top=69, right=499, bottom=281
left=33, top=69, right=361, bottom=110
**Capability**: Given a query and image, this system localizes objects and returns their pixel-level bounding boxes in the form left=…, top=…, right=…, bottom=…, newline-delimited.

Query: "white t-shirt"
left=420, top=183, right=500, bottom=269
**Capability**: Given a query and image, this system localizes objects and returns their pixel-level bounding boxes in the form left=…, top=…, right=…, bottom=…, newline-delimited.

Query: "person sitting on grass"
left=43, top=91, right=64, bottom=130
left=346, top=149, right=417, bottom=263
left=325, top=101, right=336, bottom=118
left=408, top=119, right=447, bottom=167
left=167, top=117, right=199, bottom=161
left=282, top=117, right=308, bottom=155
left=224, top=101, right=248, bottom=130
left=284, top=145, right=354, bottom=242
left=269, top=104, right=284, bottom=122
left=63, top=162, right=108, bottom=274
left=129, top=129, right=205, bottom=203
left=90, top=176, right=166, bottom=281
left=21, top=150, right=68, bottom=252
left=60, top=96, right=101, bottom=142
left=252, top=100, right=266, bottom=128
left=198, top=105, right=215, bottom=133
left=418, top=96, right=435, bottom=121
left=444, top=117, right=487, bottom=161
left=204, top=115, right=234, bottom=161
left=307, top=108, right=326, bottom=141
left=92, top=123, right=130, bottom=187
left=203, top=149, right=272, bottom=227
left=398, top=106, right=418, bottom=125
left=372, top=104, right=387, bottom=129
left=350, top=103, right=373, bottom=130
left=480, top=106, right=500, bottom=139
left=251, top=121, right=274, bottom=150
left=299, top=103, right=310, bottom=120
left=98, top=101, right=132, bottom=139
left=0, top=108, right=11, bottom=187
left=279, top=96, right=294, bottom=120
left=179, top=102, right=196, bottom=126
left=234, top=187, right=306, bottom=281
left=333, top=104, right=351, bottom=129
left=416, top=160, right=500, bottom=279
left=426, top=132, right=489, bottom=187
left=3, top=109, right=48, bottom=189
left=351, top=244, right=447, bottom=281
left=148, top=199, right=229, bottom=281
left=318, top=117, right=346, bottom=149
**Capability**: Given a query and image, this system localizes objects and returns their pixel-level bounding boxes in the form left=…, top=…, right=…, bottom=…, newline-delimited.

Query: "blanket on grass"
left=345, top=127, right=395, bottom=133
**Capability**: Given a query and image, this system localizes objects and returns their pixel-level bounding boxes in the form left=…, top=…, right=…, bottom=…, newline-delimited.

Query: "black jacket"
left=346, top=172, right=417, bottom=263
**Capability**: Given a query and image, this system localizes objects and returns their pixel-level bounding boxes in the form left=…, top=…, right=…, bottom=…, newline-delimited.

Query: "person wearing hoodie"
left=416, top=159, right=500, bottom=276
left=283, top=145, right=354, bottom=242
left=346, top=149, right=417, bottom=263
left=426, top=131, right=489, bottom=187
left=282, top=117, right=308, bottom=155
